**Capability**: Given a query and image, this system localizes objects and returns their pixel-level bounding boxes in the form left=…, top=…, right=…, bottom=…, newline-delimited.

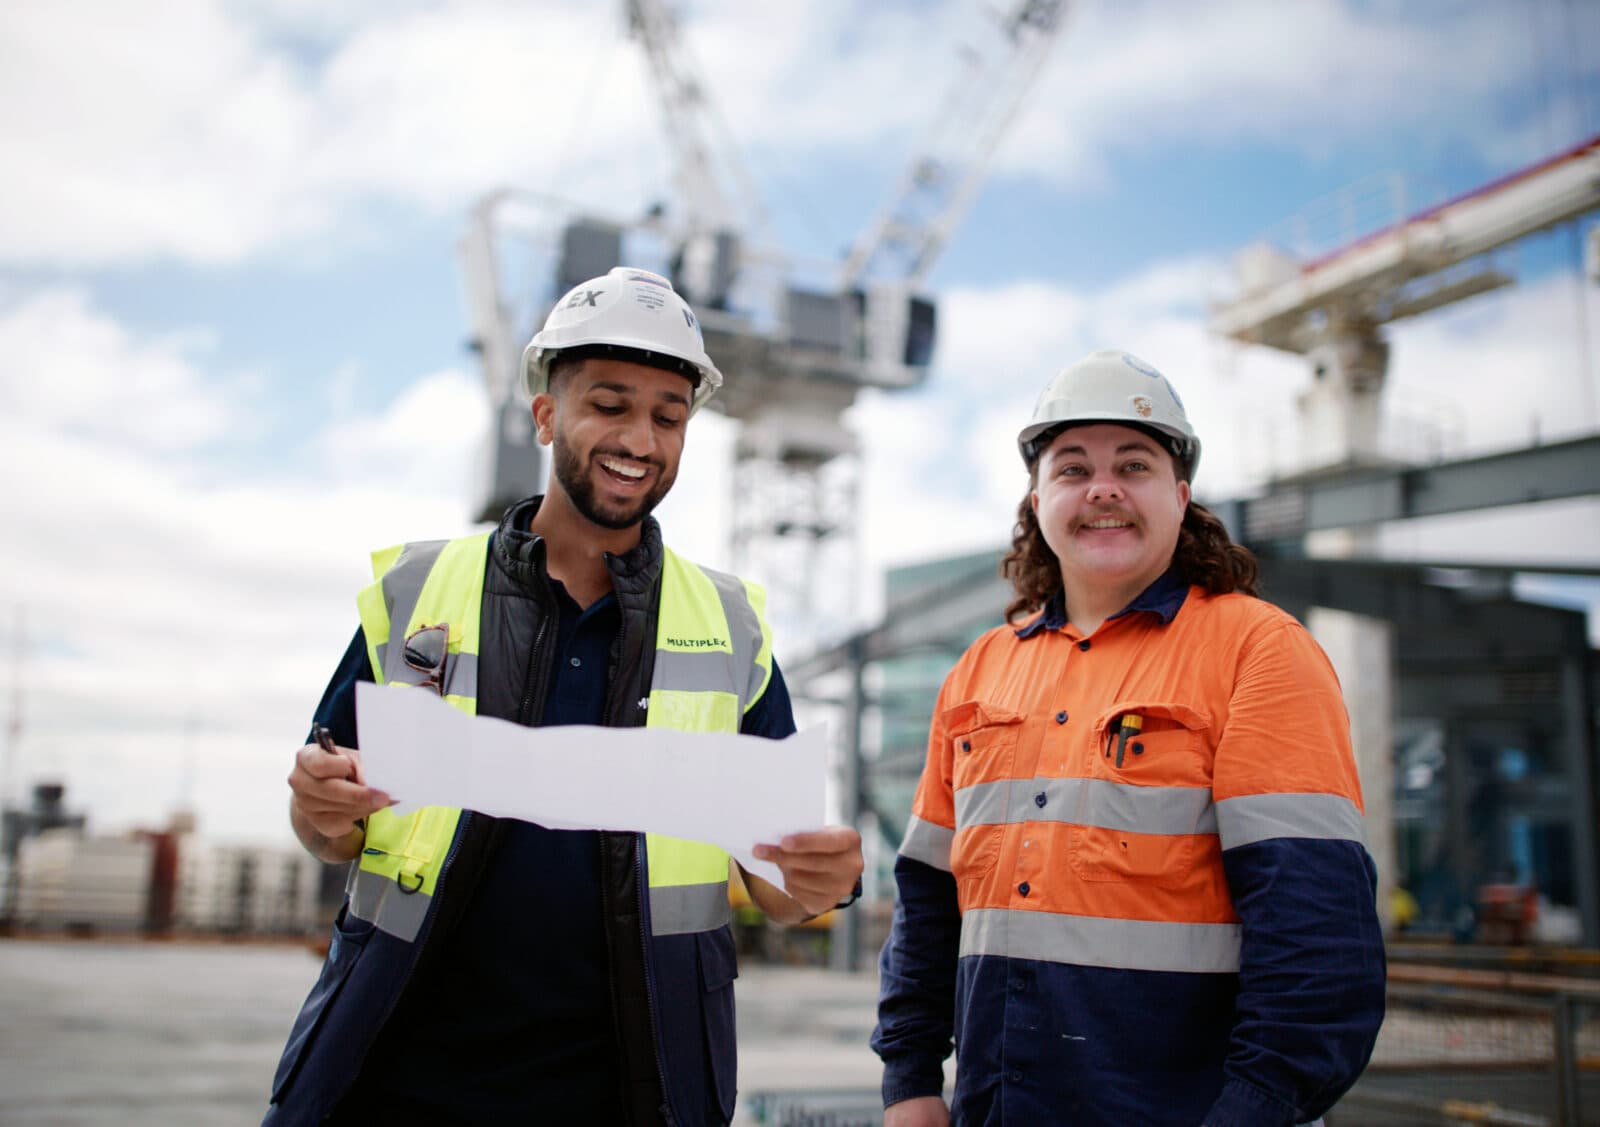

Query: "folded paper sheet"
left=355, top=681, right=826, bottom=887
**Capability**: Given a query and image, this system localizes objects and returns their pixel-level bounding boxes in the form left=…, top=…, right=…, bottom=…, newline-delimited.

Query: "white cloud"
left=0, top=0, right=326, bottom=265
left=0, top=288, right=484, bottom=844
left=1383, top=271, right=1600, bottom=455
left=0, top=289, right=240, bottom=452
left=318, top=366, right=489, bottom=496
left=1006, top=0, right=1567, bottom=186
left=5, top=0, right=1587, bottom=268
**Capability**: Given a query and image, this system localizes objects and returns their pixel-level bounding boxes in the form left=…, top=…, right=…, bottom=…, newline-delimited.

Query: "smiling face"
left=534, top=355, right=692, bottom=532
left=1030, top=423, right=1190, bottom=611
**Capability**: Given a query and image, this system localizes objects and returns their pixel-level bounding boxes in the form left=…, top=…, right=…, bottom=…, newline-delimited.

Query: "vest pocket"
left=270, top=905, right=376, bottom=1103
left=696, top=928, right=739, bottom=1122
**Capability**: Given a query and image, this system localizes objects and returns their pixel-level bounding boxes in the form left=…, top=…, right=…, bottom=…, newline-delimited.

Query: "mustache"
left=1072, top=507, right=1138, bottom=530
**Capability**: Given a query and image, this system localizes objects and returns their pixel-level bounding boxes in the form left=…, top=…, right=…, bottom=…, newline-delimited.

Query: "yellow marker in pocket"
left=1113, top=713, right=1144, bottom=768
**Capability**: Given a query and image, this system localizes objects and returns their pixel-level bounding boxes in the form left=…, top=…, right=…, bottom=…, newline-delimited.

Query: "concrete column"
left=1559, top=653, right=1599, bottom=944
left=1306, top=607, right=1396, bottom=930
left=829, top=637, right=866, bottom=972
left=1297, top=324, right=1389, bottom=469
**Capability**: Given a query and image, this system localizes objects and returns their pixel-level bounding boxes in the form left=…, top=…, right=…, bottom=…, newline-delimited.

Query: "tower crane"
left=1210, top=133, right=1600, bottom=472
left=461, top=0, right=1068, bottom=650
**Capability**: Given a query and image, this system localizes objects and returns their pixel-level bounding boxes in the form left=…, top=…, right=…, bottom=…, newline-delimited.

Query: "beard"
left=551, top=430, right=675, bottom=531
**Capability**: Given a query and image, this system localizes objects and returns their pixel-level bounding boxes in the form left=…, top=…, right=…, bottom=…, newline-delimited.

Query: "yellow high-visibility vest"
left=346, top=532, right=773, bottom=943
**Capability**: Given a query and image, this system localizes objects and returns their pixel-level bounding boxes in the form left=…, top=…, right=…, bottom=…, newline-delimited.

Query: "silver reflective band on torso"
left=956, top=777, right=1217, bottom=836
left=959, top=907, right=1242, bottom=973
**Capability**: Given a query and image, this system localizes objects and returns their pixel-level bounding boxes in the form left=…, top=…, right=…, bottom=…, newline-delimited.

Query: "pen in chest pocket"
left=1105, top=713, right=1144, bottom=767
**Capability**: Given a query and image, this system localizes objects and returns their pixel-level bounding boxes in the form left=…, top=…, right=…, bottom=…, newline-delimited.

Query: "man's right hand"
left=884, top=1096, right=950, bottom=1127
left=287, top=739, right=391, bottom=863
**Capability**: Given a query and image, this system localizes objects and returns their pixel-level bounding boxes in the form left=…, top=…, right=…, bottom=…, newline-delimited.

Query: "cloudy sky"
left=2, top=0, right=1598, bottom=846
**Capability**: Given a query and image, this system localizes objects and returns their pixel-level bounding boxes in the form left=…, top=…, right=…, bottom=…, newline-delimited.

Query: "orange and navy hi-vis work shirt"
left=871, top=570, right=1385, bottom=1127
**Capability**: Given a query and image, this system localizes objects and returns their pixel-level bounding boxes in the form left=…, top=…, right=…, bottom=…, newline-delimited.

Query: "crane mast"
left=839, top=0, right=1066, bottom=290
left=459, top=1, right=1067, bottom=650
left=624, top=0, right=768, bottom=310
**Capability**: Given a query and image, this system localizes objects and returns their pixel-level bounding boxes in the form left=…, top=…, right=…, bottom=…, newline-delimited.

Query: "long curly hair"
left=1000, top=464, right=1259, bottom=624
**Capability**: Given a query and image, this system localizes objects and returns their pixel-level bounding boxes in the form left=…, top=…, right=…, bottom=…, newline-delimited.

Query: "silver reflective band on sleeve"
left=960, top=907, right=1241, bottom=973
left=1216, top=792, right=1368, bottom=851
left=956, top=777, right=1216, bottom=836
left=650, top=881, right=732, bottom=935
left=346, top=866, right=431, bottom=943
left=898, top=814, right=955, bottom=872
left=700, top=565, right=763, bottom=708
left=378, top=539, right=450, bottom=684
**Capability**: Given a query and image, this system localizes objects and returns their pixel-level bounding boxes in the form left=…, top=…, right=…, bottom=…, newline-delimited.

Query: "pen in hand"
left=312, top=723, right=364, bottom=784
left=311, top=723, right=378, bottom=828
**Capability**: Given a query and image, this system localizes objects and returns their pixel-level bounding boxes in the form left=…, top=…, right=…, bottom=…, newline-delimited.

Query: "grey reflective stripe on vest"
left=956, top=778, right=1217, bottom=837
left=705, top=565, right=764, bottom=708
left=899, top=814, right=955, bottom=872
left=1216, top=792, right=1368, bottom=851
left=651, top=648, right=747, bottom=697
left=377, top=539, right=450, bottom=684
left=346, top=865, right=432, bottom=942
left=960, top=907, right=1242, bottom=974
left=650, top=881, right=732, bottom=936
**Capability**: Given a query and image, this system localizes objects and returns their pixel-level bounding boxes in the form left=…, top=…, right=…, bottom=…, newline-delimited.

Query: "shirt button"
left=1077, top=639, right=1091, bottom=652
left=1008, top=1070, right=1023, bottom=1083
left=1055, top=710, right=1068, bottom=724
left=961, top=740, right=971, bottom=752
left=1018, top=881, right=1030, bottom=897
left=568, top=656, right=581, bottom=667
left=1034, top=792, right=1047, bottom=808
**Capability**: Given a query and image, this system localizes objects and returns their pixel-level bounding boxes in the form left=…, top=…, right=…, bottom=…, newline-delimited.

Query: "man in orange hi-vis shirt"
left=871, top=351, right=1385, bottom=1127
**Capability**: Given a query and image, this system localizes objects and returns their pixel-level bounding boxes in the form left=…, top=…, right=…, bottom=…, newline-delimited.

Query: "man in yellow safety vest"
left=265, top=267, right=864, bottom=1126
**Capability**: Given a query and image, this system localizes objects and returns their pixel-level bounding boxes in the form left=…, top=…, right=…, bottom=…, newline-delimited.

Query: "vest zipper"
left=635, top=844, right=677, bottom=1126
left=599, top=579, right=676, bottom=1126
left=518, top=611, right=552, bottom=724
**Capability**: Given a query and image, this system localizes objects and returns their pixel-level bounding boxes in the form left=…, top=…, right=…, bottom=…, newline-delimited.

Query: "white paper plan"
left=354, top=680, right=826, bottom=888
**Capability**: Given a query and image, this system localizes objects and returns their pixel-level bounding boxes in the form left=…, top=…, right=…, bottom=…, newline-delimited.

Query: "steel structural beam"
left=789, top=437, right=1600, bottom=680
left=1224, top=434, right=1600, bottom=542
left=786, top=558, right=1007, bottom=682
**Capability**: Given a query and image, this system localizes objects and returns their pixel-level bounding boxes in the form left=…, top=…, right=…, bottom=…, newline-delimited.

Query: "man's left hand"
left=749, top=826, right=863, bottom=921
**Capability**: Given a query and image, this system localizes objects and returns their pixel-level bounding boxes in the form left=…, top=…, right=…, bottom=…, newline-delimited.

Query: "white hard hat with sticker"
left=521, top=267, right=724, bottom=415
left=1017, top=349, right=1201, bottom=480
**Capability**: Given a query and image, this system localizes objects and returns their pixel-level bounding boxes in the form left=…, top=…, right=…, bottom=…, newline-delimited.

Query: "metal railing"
left=1334, top=979, right=1600, bottom=1127
left=744, top=979, right=1600, bottom=1127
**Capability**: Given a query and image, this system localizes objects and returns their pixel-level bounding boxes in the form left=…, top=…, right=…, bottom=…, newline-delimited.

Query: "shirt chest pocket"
left=1068, top=701, right=1214, bottom=888
left=941, top=700, right=1025, bottom=886
left=1087, top=701, right=1211, bottom=787
left=943, top=699, right=1025, bottom=792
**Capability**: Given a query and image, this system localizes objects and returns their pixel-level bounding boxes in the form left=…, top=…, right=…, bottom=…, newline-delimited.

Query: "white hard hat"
left=1017, top=349, right=1201, bottom=479
left=520, top=267, right=724, bottom=415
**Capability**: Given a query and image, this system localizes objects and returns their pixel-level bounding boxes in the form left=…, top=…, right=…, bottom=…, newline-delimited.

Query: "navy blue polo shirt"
left=313, top=578, right=795, bottom=1122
